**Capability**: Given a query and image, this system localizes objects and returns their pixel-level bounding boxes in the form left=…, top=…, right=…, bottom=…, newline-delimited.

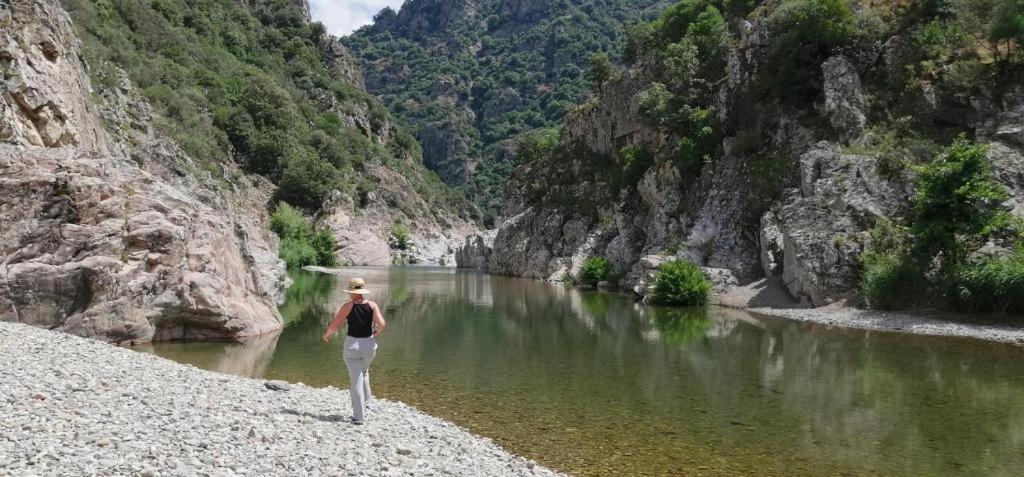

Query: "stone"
left=396, top=448, right=413, bottom=456
left=821, top=56, right=866, bottom=142
left=455, top=232, right=496, bottom=270
left=264, top=381, right=291, bottom=392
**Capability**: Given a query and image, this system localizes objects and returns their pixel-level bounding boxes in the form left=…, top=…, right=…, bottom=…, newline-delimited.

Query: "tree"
left=909, top=135, right=1009, bottom=264
left=586, top=51, right=614, bottom=90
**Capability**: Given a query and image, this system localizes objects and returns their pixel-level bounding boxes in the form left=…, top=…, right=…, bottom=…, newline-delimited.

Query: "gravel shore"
left=747, top=305, right=1024, bottom=344
left=713, top=277, right=1024, bottom=345
left=0, top=322, right=559, bottom=477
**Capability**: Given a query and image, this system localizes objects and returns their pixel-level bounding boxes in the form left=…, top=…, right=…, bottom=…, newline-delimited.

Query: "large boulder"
left=764, top=142, right=910, bottom=306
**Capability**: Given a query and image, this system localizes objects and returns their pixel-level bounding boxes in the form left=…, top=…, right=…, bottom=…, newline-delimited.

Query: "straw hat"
left=343, top=277, right=371, bottom=295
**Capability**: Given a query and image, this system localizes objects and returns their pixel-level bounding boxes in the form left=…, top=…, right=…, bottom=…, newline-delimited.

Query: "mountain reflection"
left=144, top=268, right=1024, bottom=476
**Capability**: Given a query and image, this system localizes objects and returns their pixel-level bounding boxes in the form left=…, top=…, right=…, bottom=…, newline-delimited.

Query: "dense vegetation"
left=860, top=137, right=1024, bottom=313
left=344, top=0, right=670, bottom=224
left=648, top=260, right=712, bottom=306
left=269, top=203, right=336, bottom=268
left=60, top=0, right=464, bottom=213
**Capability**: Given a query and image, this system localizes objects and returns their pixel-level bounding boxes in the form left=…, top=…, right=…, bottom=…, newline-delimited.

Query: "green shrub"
left=910, top=135, right=1009, bottom=264
left=860, top=251, right=931, bottom=310
left=269, top=202, right=311, bottom=239
left=648, top=260, right=712, bottom=306
left=514, top=128, right=560, bottom=165
left=620, top=145, right=654, bottom=186
left=759, top=0, right=857, bottom=100
left=586, top=51, right=615, bottom=90
left=392, top=223, right=412, bottom=250
left=578, top=256, right=612, bottom=286
left=311, top=229, right=337, bottom=267
left=278, top=236, right=319, bottom=269
left=954, top=246, right=1024, bottom=314
left=269, top=202, right=335, bottom=268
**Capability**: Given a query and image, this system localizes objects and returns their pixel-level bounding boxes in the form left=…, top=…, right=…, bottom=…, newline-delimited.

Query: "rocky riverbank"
left=0, top=322, right=558, bottom=476
left=711, top=278, right=1024, bottom=345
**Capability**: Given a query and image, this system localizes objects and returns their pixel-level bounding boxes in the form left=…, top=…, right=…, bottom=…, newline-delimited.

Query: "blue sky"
left=308, top=0, right=405, bottom=36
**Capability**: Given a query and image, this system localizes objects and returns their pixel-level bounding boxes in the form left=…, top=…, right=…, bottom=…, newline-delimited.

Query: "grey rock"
left=821, top=56, right=866, bottom=142
left=455, top=232, right=495, bottom=270
left=0, top=0, right=286, bottom=343
left=264, top=381, right=290, bottom=392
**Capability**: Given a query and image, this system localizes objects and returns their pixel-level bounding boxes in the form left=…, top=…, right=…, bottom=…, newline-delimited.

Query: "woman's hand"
left=321, top=331, right=332, bottom=343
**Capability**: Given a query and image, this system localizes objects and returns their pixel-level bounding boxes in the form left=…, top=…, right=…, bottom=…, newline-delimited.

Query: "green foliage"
left=270, top=203, right=335, bottom=268
left=648, top=260, right=712, bottom=307
left=630, top=2, right=728, bottom=178
left=311, top=229, right=337, bottom=267
left=61, top=0, right=460, bottom=216
left=859, top=220, right=930, bottom=310
left=514, top=128, right=560, bottom=165
left=391, top=223, right=411, bottom=251
left=578, top=256, right=612, bottom=287
left=587, top=52, right=615, bottom=90
left=909, top=135, right=1009, bottom=263
left=759, top=0, right=857, bottom=100
left=344, top=0, right=667, bottom=218
left=955, top=246, right=1024, bottom=314
left=269, top=202, right=312, bottom=239
left=620, top=145, right=655, bottom=186
left=859, top=138, right=1019, bottom=312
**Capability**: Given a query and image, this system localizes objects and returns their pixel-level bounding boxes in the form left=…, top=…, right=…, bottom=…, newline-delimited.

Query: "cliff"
left=0, top=0, right=288, bottom=343
left=488, top=0, right=1024, bottom=307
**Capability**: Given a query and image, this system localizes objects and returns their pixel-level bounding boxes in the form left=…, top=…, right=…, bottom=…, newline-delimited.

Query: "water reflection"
left=144, top=268, right=1024, bottom=476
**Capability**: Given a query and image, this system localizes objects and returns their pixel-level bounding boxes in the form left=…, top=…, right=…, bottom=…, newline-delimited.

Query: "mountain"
left=0, top=0, right=477, bottom=343
left=344, top=0, right=671, bottom=224
left=483, top=0, right=1024, bottom=311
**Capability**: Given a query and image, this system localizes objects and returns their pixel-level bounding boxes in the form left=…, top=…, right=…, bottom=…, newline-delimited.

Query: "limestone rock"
left=821, top=56, right=866, bottom=142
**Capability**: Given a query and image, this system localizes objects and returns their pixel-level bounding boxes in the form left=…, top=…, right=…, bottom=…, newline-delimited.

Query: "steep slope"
left=344, top=0, right=670, bottom=224
left=0, top=0, right=479, bottom=343
left=1, top=0, right=287, bottom=343
left=488, top=0, right=1024, bottom=308
left=60, top=0, right=478, bottom=267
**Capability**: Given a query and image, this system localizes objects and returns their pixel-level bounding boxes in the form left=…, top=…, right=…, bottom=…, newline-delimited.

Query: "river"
left=138, top=267, right=1024, bottom=476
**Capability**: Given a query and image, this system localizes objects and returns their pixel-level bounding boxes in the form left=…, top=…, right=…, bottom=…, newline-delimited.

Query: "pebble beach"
left=0, top=322, right=560, bottom=477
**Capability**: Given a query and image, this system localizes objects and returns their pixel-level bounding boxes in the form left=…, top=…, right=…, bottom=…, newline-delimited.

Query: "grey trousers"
left=343, top=336, right=377, bottom=422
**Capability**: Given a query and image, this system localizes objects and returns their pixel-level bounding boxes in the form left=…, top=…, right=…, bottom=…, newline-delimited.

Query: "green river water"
left=140, top=267, right=1024, bottom=476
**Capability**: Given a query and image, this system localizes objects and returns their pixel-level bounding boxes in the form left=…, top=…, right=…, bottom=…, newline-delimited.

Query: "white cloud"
left=308, top=0, right=405, bottom=36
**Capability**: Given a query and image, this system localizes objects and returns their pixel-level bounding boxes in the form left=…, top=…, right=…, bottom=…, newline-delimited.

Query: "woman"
left=322, top=277, right=386, bottom=425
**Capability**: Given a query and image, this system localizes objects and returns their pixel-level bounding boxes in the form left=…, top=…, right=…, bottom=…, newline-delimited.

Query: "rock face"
left=0, top=0, right=287, bottom=343
left=455, top=231, right=496, bottom=270
left=488, top=4, right=1024, bottom=307
left=821, top=56, right=866, bottom=143
left=316, top=179, right=477, bottom=267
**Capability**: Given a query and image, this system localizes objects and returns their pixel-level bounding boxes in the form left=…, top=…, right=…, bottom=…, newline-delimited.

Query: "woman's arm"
left=370, top=302, right=386, bottom=337
left=322, top=302, right=352, bottom=342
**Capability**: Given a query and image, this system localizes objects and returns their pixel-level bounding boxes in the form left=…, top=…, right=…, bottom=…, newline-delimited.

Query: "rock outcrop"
left=455, top=231, right=496, bottom=270
left=0, top=0, right=287, bottom=343
left=488, top=2, right=1024, bottom=307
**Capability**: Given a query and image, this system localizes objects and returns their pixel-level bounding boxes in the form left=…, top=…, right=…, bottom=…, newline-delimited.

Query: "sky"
left=308, top=0, right=405, bottom=36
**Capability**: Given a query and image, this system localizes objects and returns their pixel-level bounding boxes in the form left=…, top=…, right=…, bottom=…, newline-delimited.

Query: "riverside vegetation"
left=481, top=0, right=1024, bottom=321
